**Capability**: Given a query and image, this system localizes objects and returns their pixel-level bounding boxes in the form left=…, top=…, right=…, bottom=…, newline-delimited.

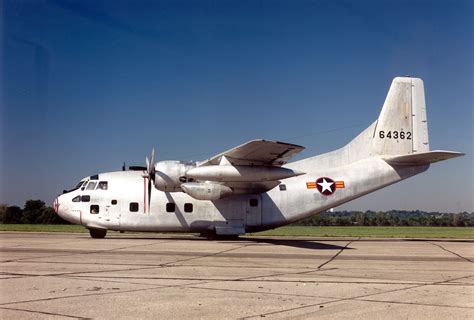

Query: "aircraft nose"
left=53, top=197, right=60, bottom=214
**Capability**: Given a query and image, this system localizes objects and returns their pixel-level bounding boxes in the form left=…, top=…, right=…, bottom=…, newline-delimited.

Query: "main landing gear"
left=199, top=230, right=240, bottom=240
left=89, top=228, right=107, bottom=239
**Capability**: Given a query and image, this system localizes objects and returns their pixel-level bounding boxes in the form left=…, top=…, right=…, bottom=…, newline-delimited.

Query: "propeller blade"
left=150, top=148, right=155, bottom=175
left=148, top=177, right=152, bottom=211
left=145, top=148, right=156, bottom=213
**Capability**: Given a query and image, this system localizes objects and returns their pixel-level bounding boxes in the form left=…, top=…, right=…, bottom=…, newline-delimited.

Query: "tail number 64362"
left=378, top=130, right=411, bottom=140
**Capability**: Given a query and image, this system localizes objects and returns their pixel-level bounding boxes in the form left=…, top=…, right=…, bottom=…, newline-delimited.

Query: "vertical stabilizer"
left=372, top=77, right=429, bottom=155
left=411, top=78, right=430, bottom=153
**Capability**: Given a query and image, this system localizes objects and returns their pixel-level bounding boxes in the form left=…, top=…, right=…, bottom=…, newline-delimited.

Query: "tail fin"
left=345, top=77, right=463, bottom=164
left=372, top=77, right=429, bottom=155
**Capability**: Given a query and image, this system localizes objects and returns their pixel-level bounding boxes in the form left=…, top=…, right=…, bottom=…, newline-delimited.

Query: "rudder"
left=372, top=77, right=429, bottom=156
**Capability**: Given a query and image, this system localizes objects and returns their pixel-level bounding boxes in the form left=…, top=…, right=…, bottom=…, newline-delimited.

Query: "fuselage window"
left=166, top=203, right=175, bottom=212
left=111, top=200, right=117, bottom=205
left=184, top=203, right=193, bottom=213
left=279, top=184, right=287, bottom=191
left=86, top=181, right=97, bottom=190
left=97, top=181, right=108, bottom=190
left=130, top=202, right=139, bottom=212
left=72, top=196, right=81, bottom=202
left=81, top=195, right=91, bottom=202
left=90, top=205, right=99, bottom=214
left=249, top=199, right=259, bottom=207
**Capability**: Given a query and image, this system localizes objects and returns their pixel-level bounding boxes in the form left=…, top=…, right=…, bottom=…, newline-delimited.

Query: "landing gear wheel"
left=199, top=231, right=216, bottom=239
left=199, top=230, right=239, bottom=240
left=89, top=228, right=107, bottom=239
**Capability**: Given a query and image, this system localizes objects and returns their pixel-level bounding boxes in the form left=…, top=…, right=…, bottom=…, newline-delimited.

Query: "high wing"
left=198, top=139, right=305, bottom=167
left=179, top=140, right=305, bottom=199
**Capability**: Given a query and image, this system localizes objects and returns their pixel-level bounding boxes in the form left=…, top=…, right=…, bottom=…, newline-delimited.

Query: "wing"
left=199, top=139, right=305, bottom=167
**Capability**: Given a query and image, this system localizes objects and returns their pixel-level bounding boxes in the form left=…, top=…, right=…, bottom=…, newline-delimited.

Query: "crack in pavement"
left=430, top=242, right=473, bottom=263
left=226, top=240, right=354, bottom=282
left=317, top=240, right=354, bottom=269
left=159, top=242, right=258, bottom=267
left=0, top=240, right=176, bottom=263
left=0, top=306, right=91, bottom=319
left=185, top=283, right=474, bottom=311
left=0, top=285, right=165, bottom=307
left=2, top=235, right=472, bottom=319
left=0, top=242, right=256, bottom=308
left=241, top=275, right=474, bottom=319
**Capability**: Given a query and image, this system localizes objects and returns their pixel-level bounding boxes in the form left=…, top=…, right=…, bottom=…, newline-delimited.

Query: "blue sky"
left=1, top=0, right=473, bottom=211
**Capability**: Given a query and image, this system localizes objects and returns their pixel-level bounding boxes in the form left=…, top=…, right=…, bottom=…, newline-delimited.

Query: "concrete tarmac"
left=0, top=232, right=473, bottom=319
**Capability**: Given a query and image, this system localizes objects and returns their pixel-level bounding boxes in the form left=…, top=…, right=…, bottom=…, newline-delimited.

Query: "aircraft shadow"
left=240, top=237, right=352, bottom=250
left=100, top=234, right=352, bottom=250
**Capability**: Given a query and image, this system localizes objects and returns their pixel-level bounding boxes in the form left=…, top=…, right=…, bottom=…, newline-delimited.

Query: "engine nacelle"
left=181, top=182, right=234, bottom=200
left=154, top=161, right=197, bottom=192
left=185, top=165, right=304, bottom=182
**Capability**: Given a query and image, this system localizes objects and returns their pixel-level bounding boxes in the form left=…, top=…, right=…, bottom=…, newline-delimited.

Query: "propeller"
left=145, top=148, right=156, bottom=212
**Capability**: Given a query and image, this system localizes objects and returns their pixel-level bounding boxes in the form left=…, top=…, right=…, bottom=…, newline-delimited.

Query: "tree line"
left=291, top=210, right=474, bottom=227
left=0, top=200, right=67, bottom=224
left=0, top=200, right=473, bottom=227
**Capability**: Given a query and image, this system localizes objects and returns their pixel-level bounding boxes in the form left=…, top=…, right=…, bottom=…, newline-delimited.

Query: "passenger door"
left=245, top=195, right=262, bottom=227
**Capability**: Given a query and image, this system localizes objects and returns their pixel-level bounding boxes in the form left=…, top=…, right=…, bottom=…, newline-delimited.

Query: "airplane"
left=53, top=77, right=464, bottom=239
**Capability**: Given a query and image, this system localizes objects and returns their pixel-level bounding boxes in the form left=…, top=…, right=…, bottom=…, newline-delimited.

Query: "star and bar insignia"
left=306, top=177, right=345, bottom=196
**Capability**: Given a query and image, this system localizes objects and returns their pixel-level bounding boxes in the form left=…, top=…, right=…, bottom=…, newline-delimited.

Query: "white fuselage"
left=54, top=77, right=463, bottom=236
left=55, top=144, right=428, bottom=234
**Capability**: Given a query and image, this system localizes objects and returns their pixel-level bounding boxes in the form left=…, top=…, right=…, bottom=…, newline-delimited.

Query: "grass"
left=0, top=224, right=87, bottom=233
left=249, top=226, right=474, bottom=239
left=0, top=224, right=473, bottom=239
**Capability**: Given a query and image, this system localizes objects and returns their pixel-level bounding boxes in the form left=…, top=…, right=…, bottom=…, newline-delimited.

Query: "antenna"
left=122, top=162, right=126, bottom=171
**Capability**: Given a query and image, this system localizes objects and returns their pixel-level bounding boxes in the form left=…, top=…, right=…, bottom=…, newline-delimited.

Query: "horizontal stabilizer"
left=383, top=150, right=464, bottom=166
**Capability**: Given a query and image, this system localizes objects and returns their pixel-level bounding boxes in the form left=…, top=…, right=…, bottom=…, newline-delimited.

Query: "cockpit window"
left=64, top=180, right=87, bottom=194
left=97, top=181, right=108, bottom=190
left=80, top=180, right=89, bottom=190
left=74, top=181, right=84, bottom=189
left=72, top=196, right=81, bottom=202
left=86, top=181, right=97, bottom=190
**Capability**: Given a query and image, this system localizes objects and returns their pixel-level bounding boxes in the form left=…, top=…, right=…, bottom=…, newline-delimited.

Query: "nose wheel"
left=88, top=228, right=107, bottom=239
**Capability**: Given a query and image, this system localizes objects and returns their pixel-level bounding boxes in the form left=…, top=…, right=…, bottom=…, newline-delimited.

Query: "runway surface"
left=0, top=232, right=473, bottom=319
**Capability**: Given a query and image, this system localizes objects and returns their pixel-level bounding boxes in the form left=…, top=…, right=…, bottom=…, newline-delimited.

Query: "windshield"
left=74, top=181, right=85, bottom=189
left=63, top=180, right=86, bottom=194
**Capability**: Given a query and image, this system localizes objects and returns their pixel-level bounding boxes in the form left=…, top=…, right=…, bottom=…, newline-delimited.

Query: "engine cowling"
left=154, top=161, right=197, bottom=192
left=181, top=182, right=233, bottom=200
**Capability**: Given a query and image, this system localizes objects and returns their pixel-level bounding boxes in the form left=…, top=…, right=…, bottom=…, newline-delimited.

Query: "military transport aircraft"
left=53, top=77, right=464, bottom=238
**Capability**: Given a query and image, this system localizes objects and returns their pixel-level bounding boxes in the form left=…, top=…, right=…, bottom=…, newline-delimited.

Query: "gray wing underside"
left=199, top=139, right=305, bottom=167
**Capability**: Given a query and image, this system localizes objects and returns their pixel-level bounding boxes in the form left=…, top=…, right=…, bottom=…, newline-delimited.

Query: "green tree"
left=38, top=207, right=68, bottom=224
left=0, top=204, right=6, bottom=223
left=355, top=211, right=367, bottom=225
left=1, top=206, right=23, bottom=224
left=22, top=200, right=46, bottom=224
